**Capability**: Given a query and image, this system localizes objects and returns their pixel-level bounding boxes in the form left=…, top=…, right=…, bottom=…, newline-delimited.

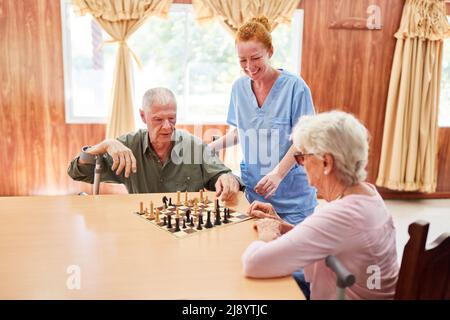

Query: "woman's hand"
left=247, top=201, right=283, bottom=221
left=254, top=218, right=281, bottom=242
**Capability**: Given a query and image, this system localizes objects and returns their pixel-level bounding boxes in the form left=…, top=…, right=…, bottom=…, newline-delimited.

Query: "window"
left=439, top=16, right=450, bottom=127
left=61, top=1, right=304, bottom=124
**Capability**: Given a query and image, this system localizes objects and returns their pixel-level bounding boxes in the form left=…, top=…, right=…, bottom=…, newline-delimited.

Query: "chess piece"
left=215, top=199, right=220, bottom=214
left=162, top=216, right=167, bottom=226
left=196, top=217, right=203, bottom=230
left=182, top=218, right=187, bottom=229
left=139, top=201, right=144, bottom=215
left=150, top=201, right=154, bottom=217
left=162, top=196, right=168, bottom=209
left=223, top=208, right=230, bottom=224
left=167, top=215, right=172, bottom=229
left=169, top=197, right=173, bottom=207
left=185, top=209, right=191, bottom=222
left=199, top=213, right=204, bottom=225
left=214, top=209, right=222, bottom=226
left=204, top=210, right=213, bottom=228
left=184, top=191, right=188, bottom=205
left=176, top=207, right=180, bottom=219
left=204, top=195, right=208, bottom=205
left=200, top=189, right=203, bottom=202
left=155, top=208, right=160, bottom=223
left=174, top=217, right=181, bottom=232
left=177, top=191, right=181, bottom=206
left=189, top=216, right=195, bottom=227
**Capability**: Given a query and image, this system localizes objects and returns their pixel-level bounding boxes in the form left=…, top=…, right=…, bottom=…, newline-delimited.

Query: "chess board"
left=134, top=199, right=251, bottom=238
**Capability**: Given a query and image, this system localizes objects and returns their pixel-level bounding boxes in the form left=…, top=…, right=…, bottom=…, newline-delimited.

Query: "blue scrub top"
left=227, top=69, right=318, bottom=225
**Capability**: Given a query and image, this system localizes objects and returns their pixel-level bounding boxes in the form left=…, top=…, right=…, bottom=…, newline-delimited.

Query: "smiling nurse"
left=209, top=16, right=317, bottom=225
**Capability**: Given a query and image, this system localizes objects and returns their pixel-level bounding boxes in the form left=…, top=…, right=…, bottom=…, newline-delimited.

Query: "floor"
left=386, top=198, right=450, bottom=261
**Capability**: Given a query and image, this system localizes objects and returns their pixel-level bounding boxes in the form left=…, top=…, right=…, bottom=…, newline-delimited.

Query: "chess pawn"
left=223, top=208, right=230, bottom=224
left=155, top=208, right=160, bottom=223
left=184, top=191, right=188, bottom=206
left=196, top=216, right=203, bottom=230
left=139, top=201, right=144, bottom=215
left=177, top=191, right=181, bottom=206
left=174, top=217, right=181, bottom=232
left=149, top=201, right=154, bottom=217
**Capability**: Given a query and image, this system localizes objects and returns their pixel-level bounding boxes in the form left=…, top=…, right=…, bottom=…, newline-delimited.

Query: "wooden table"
left=0, top=192, right=304, bottom=300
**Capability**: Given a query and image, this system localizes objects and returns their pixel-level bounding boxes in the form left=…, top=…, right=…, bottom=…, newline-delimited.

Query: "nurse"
left=209, top=16, right=317, bottom=225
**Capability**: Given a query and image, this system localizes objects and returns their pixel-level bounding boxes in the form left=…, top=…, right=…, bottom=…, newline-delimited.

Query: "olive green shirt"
left=68, top=129, right=241, bottom=193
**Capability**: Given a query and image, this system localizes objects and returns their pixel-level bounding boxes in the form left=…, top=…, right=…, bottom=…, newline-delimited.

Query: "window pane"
left=439, top=16, right=450, bottom=127
left=62, top=2, right=115, bottom=122
left=63, top=1, right=303, bottom=125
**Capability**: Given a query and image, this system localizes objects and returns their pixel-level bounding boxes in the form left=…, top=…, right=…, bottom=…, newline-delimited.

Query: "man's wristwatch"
left=79, top=146, right=96, bottom=164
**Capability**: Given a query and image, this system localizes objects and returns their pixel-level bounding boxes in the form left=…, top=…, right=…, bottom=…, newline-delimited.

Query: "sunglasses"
left=294, top=152, right=315, bottom=166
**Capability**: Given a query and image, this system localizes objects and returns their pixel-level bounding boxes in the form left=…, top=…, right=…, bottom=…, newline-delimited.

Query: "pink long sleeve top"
left=242, top=184, right=399, bottom=300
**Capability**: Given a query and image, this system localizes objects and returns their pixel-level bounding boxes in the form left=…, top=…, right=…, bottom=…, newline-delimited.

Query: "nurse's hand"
left=254, top=171, right=282, bottom=199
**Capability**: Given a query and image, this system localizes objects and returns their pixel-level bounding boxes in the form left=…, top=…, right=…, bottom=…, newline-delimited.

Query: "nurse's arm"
left=254, top=145, right=298, bottom=198
left=207, top=127, right=238, bottom=152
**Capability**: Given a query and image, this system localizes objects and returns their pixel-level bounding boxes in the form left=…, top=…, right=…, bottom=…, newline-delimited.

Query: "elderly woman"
left=242, top=111, right=399, bottom=300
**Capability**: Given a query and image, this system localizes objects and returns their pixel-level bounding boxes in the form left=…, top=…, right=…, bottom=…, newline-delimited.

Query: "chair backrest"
left=395, top=220, right=450, bottom=299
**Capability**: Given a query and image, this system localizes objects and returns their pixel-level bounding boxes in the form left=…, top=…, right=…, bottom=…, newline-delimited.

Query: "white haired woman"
left=242, top=111, right=399, bottom=300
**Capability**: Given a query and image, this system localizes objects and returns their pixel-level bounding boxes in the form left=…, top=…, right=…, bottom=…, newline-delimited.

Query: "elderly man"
left=68, top=87, right=242, bottom=201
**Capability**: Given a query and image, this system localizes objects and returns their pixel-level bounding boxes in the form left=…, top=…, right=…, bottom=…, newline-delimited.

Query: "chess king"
left=68, top=87, right=243, bottom=201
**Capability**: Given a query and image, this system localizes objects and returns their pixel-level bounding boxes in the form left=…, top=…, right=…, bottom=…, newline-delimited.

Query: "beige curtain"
left=72, top=0, right=173, bottom=138
left=191, top=0, right=302, bottom=35
left=376, top=0, right=450, bottom=193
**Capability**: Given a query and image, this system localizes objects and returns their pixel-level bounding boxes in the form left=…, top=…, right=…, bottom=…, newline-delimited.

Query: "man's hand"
left=215, top=173, right=240, bottom=201
left=86, top=139, right=137, bottom=178
left=254, top=171, right=282, bottom=199
left=254, top=218, right=281, bottom=242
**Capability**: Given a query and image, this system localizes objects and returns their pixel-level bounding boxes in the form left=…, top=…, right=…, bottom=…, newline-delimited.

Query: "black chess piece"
left=223, top=208, right=230, bottom=224
left=185, top=209, right=191, bottom=222
left=214, top=210, right=222, bottom=226
left=167, top=215, right=172, bottom=229
left=215, top=199, right=220, bottom=213
left=162, top=216, right=167, bottom=226
left=174, top=217, right=181, bottom=232
left=189, top=216, right=195, bottom=227
left=199, top=213, right=204, bottom=225
left=162, top=196, right=168, bottom=209
left=196, top=217, right=203, bottom=230
left=204, top=210, right=213, bottom=228
left=169, top=197, right=173, bottom=207
left=182, top=218, right=187, bottom=229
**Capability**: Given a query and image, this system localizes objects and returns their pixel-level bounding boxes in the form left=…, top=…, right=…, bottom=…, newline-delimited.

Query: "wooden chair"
left=395, top=220, right=450, bottom=299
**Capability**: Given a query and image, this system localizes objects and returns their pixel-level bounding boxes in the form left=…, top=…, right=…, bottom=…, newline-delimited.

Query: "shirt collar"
left=142, top=129, right=184, bottom=161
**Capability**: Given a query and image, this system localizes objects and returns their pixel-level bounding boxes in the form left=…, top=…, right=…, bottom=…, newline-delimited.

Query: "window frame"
left=60, top=1, right=304, bottom=124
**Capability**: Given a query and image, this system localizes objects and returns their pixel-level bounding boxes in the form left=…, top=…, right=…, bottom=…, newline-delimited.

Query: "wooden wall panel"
left=0, top=0, right=106, bottom=196
left=301, top=0, right=404, bottom=184
left=1, top=0, right=449, bottom=197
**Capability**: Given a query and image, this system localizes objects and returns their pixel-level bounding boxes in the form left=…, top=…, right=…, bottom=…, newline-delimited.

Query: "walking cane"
left=93, top=155, right=102, bottom=195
